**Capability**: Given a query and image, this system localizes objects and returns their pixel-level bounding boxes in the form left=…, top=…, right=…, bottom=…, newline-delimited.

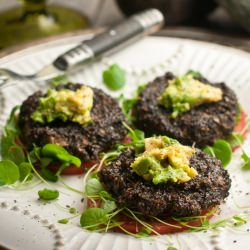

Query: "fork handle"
left=53, top=9, right=164, bottom=71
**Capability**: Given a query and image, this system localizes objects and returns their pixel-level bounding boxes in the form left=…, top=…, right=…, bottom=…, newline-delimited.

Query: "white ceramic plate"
left=0, top=35, right=250, bottom=250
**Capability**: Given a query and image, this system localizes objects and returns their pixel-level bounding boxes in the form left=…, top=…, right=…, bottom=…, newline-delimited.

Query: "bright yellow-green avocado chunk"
left=158, top=74, right=223, bottom=118
left=32, top=85, right=94, bottom=125
left=130, top=136, right=197, bottom=184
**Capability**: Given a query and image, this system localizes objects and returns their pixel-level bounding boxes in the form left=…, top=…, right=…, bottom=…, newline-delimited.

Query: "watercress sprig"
left=101, top=123, right=145, bottom=165
left=0, top=106, right=82, bottom=192
left=103, top=64, right=126, bottom=90
left=118, top=84, right=146, bottom=123
left=38, top=188, right=59, bottom=201
left=203, top=139, right=232, bottom=167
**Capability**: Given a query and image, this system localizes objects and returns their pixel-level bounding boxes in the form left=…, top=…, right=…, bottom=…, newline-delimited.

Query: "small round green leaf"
left=0, top=160, right=20, bottom=185
left=19, top=162, right=32, bottom=182
left=212, top=140, right=232, bottom=167
left=86, top=178, right=104, bottom=196
left=58, top=218, right=69, bottom=224
left=8, top=145, right=26, bottom=165
left=38, top=188, right=59, bottom=201
left=103, top=64, right=126, bottom=90
left=80, top=208, right=108, bottom=230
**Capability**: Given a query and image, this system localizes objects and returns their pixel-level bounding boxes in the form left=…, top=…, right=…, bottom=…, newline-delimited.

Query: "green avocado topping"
left=32, top=85, right=94, bottom=125
left=130, top=136, right=197, bottom=184
left=158, top=74, right=223, bottom=118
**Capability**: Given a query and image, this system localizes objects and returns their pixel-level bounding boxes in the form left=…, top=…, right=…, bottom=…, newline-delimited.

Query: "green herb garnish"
left=203, top=139, right=232, bottom=167
left=167, top=247, right=178, bottom=250
left=0, top=106, right=20, bottom=160
left=50, top=75, right=69, bottom=87
left=41, top=144, right=81, bottom=168
left=38, top=188, right=59, bottom=201
left=58, top=218, right=69, bottom=224
left=185, top=69, right=202, bottom=78
left=0, top=160, right=20, bottom=185
left=19, top=162, right=33, bottom=182
left=86, top=178, right=105, bottom=196
left=118, top=84, right=146, bottom=122
left=226, top=132, right=244, bottom=149
left=241, top=150, right=250, bottom=170
left=80, top=207, right=109, bottom=230
left=103, top=64, right=126, bottom=90
left=69, top=207, right=77, bottom=214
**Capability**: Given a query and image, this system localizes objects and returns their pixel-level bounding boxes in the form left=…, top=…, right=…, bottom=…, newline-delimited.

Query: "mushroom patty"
left=133, top=72, right=238, bottom=147
left=99, top=148, right=231, bottom=218
left=19, top=83, right=127, bottom=161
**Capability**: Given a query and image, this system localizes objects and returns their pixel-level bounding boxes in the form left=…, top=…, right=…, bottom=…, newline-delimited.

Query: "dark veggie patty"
left=133, top=72, right=238, bottom=147
left=99, top=148, right=231, bottom=218
left=19, top=83, right=127, bottom=161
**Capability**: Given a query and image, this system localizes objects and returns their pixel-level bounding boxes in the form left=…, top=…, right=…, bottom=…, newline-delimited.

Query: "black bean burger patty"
left=18, top=83, right=127, bottom=161
left=99, top=149, right=231, bottom=218
left=133, top=72, right=238, bottom=147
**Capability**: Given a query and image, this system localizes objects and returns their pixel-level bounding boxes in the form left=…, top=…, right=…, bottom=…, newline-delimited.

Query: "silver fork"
left=0, top=9, right=164, bottom=88
left=0, top=65, right=60, bottom=88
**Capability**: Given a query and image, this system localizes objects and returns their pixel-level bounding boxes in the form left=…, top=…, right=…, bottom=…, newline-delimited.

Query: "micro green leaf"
left=69, top=208, right=77, bottom=214
left=122, top=122, right=144, bottom=142
left=241, top=150, right=250, bottom=170
left=19, top=162, right=32, bottom=182
left=58, top=218, right=69, bottom=224
left=1, top=106, right=20, bottom=159
left=203, top=140, right=232, bottom=167
left=203, top=145, right=215, bottom=157
left=121, top=97, right=137, bottom=116
left=241, top=150, right=249, bottom=162
left=56, top=153, right=80, bottom=167
left=41, top=144, right=69, bottom=157
left=50, top=75, right=69, bottom=87
left=3, top=106, right=20, bottom=135
left=7, top=145, right=26, bottom=165
left=135, top=227, right=152, bottom=238
left=185, top=69, right=202, bottom=78
left=40, top=168, right=58, bottom=182
left=241, top=160, right=250, bottom=170
left=101, top=200, right=117, bottom=213
left=226, top=132, right=244, bottom=149
left=41, top=144, right=81, bottom=167
left=233, top=215, right=247, bottom=225
left=1, top=134, right=16, bottom=160
left=103, top=64, right=126, bottom=90
left=86, top=178, right=105, bottom=196
left=40, top=157, right=53, bottom=168
left=0, top=160, right=20, bottom=185
left=99, top=191, right=114, bottom=200
left=118, top=84, right=146, bottom=122
left=28, top=145, right=41, bottom=164
left=80, top=208, right=109, bottom=230
left=38, top=188, right=59, bottom=201
left=167, top=247, right=178, bottom=250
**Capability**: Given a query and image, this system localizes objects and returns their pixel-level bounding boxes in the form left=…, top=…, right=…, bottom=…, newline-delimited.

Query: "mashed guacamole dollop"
left=158, top=74, right=223, bottom=118
left=131, top=136, right=197, bottom=184
left=32, top=85, right=93, bottom=126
